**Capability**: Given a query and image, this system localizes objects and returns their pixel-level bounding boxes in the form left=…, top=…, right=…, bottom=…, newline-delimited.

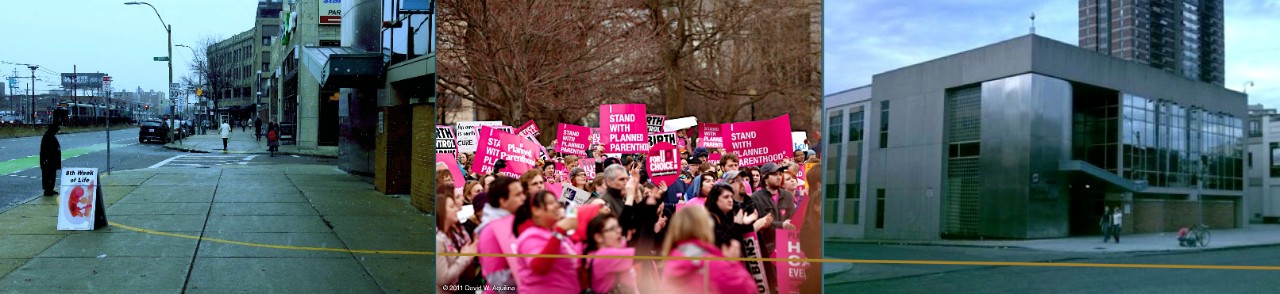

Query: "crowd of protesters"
left=436, top=124, right=821, bottom=294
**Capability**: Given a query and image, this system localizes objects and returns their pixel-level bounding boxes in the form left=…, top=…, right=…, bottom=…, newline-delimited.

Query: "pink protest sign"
left=435, top=153, right=466, bottom=195
left=707, top=153, right=722, bottom=166
left=698, top=123, right=724, bottom=148
left=473, top=126, right=539, bottom=178
left=556, top=123, right=591, bottom=156
left=581, top=158, right=597, bottom=179
left=516, top=120, right=540, bottom=138
left=545, top=182, right=564, bottom=200
left=646, top=142, right=681, bottom=186
left=774, top=196, right=811, bottom=294
left=554, top=162, right=569, bottom=183
left=590, top=128, right=601, bottom=147
left=599, top=104, right=648, bottom=154
left=722, top=114, right=793, bottom=167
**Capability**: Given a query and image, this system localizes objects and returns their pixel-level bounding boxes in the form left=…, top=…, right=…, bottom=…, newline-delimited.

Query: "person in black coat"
left=40, top=122, right=62, bottom=196
left=704, top=183, right=767, bottom=248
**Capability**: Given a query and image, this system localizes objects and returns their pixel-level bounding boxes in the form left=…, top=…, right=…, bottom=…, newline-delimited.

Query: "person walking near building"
left=39, top=122, right=61, bottom=196
left=1100, top=206, right=1112, bottom=243
left=219, top=121, right=232, bottom=151
left=254, top=118, right=262, bottom=142
left=1110, top=207, right=1124, bottom=243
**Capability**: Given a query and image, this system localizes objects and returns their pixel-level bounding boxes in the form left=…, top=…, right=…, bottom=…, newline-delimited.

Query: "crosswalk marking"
left=150, top=154, right=258, bottom=168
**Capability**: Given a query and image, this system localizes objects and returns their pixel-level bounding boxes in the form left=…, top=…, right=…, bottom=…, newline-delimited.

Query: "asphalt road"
left=0, top=128, right=337, bottom=213
left=825, top=242, right=1280, bottom=293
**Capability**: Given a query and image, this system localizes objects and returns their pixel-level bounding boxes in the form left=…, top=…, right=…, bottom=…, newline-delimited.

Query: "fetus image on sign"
left=67, top=183, right=94, bottom=222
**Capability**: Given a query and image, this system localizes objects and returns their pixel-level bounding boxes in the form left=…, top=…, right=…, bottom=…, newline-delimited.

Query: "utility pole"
left=28, top=65, right=37, bottom=123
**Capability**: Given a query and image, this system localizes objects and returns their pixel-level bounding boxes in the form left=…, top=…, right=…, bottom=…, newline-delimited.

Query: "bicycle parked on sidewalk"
left=1177, top=224, right=1211, bottom=247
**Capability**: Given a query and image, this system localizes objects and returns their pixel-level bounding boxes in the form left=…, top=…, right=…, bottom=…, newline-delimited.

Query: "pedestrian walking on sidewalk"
left=267, top=121, right=280, bottom=156
left=1109, top=207, right=1123, bottom=243
left=254, top=118, right=262, bottom=142
left=1100, top=206, right=1112, bottom=243
left=220, top=121, right=232, bottom=151
left=39, top=122, right=61, bottom=196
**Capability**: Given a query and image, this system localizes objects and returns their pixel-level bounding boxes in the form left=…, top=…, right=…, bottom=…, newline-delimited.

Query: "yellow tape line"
left=108, top=222, right=1280, bottom=271
left=108, top=222, right=433, bottom=256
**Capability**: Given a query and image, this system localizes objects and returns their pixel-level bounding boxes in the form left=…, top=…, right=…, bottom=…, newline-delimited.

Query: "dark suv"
left=139, top=119, right=170, bottom=143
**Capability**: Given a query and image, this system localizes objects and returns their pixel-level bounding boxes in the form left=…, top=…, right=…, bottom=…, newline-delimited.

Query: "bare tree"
left=438, top=0, right=821, bottom=134
left=438, top=0, right=657, bottom=141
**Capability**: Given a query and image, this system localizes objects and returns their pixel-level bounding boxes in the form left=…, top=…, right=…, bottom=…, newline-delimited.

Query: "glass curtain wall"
left=1120, top=93, right=1243, bottom=191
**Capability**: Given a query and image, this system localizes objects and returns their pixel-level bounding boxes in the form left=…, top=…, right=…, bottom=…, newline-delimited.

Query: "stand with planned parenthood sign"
left=473, top=126, right=539, bottom=178
left=556, top=123, right=591, bottom=156
left=722, top=115, right=792, bottom=167
left=57, top=168, right=108, bottom=231
left=699, top=123, right=724, bottom=148
left=600, top=104, right=648, bottom=153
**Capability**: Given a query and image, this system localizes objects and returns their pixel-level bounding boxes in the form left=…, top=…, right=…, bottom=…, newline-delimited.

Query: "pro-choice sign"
left=722, top=114, right=792, bottom=167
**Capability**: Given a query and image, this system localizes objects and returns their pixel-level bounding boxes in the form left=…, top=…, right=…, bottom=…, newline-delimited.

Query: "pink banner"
left=473, top=126, right=539, bottom=178
left=707, top=153, right=722, bottom=166
left=590, top=128, right=601, bottom=147
left=722, top=114, right=792, bottom=167
left=698, top=123, right=724, bottom=149
left=554, top=162, right=569, bottom=183
left=600, top=104, right=648, bottom=153
left=774, top=196, right=811, bottom=294
left=545, top=182, right=564, bottom=200
left=555, top=123, right=591, bottom=156
left=581, top=158, right=597, bottom=180
left=646, top=142, right=681, bottom=186
left=516, top=120, right=540, bottom=138
left=435, top=153, right=466, bottom=195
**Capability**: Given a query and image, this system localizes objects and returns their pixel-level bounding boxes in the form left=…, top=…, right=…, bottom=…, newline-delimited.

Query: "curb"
left=826, top=239, right=1030, bottom=250
left=826, top=238, right=1280, bottom=254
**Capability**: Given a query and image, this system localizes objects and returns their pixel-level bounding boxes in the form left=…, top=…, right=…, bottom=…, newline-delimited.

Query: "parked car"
left=139, top=119, right=170, bottom=143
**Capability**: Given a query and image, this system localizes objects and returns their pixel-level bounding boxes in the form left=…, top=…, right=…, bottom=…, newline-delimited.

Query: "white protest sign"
left=646, top=114, right=666, bottom=134
left=792, top=131, right=808, bottom=151
left=436, top=125, right=457, bottom=154
left=561, top=185, right=592, bottom=206
left=455, top=121, right=504, bottom=153
left=58, top=168, right=99, bottom=231
left=663, top=116, right=698, bottom=132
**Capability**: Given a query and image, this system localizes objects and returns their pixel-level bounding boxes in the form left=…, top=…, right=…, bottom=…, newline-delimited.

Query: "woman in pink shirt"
left=477, top=177, right=525, bottom=293
left=513, top=190, right=581, bottom=293
left=436, top=194, right=478, bottom=292
left=582, top=209, right=638, bottom=293
left=659, top=206, right=755, bottom=294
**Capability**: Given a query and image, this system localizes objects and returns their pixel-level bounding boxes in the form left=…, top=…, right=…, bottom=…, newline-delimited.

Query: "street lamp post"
left=1244, top=81, right=1255, bottom=95
left=126, top=1, right=173, bottom=140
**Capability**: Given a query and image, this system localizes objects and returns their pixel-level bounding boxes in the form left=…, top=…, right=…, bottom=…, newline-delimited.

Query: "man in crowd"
left=750, top=162, right=797, bottom=293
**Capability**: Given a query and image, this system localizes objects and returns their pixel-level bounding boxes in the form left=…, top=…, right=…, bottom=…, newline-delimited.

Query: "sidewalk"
left=826, top=224, right=1280, bottom=253
left=165, top=128, right=338, bottom=158
left=0, top=163, right=433, bottom=292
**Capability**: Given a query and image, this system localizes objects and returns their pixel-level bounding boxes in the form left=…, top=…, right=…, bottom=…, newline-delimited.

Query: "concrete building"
left=269, top=0, right=343, bottom=154
left=208, top=1, right=283, bottom=125
left=823, top=35, right=1246, bottom=240
left=1079, top=0, right=1224, bottom=85
left=1245, top=104, right=1280, bottom=223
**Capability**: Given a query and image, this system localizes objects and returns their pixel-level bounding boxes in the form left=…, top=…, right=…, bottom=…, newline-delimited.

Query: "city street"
left=825, top=242, right=1280, bottom=293
left=0, top=129, right=433, bottom=292
left=0, top=128, right=332, bottom=212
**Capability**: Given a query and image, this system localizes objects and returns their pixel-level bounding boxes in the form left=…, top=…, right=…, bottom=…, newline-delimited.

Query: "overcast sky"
left=824, top=0, right=1280, bottom=108
left=1, top=0, right=259, bottom=102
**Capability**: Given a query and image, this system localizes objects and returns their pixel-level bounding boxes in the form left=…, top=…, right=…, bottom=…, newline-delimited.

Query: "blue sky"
left=0, top=0, right=259, bottom=103
left=824, top=0, right=1280, bottom=107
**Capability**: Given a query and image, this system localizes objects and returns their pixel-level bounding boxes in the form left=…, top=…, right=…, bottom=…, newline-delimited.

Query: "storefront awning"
left=301, top=46, right=384, bottom=89
left=1059, top=160, right=1148, bottom=192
